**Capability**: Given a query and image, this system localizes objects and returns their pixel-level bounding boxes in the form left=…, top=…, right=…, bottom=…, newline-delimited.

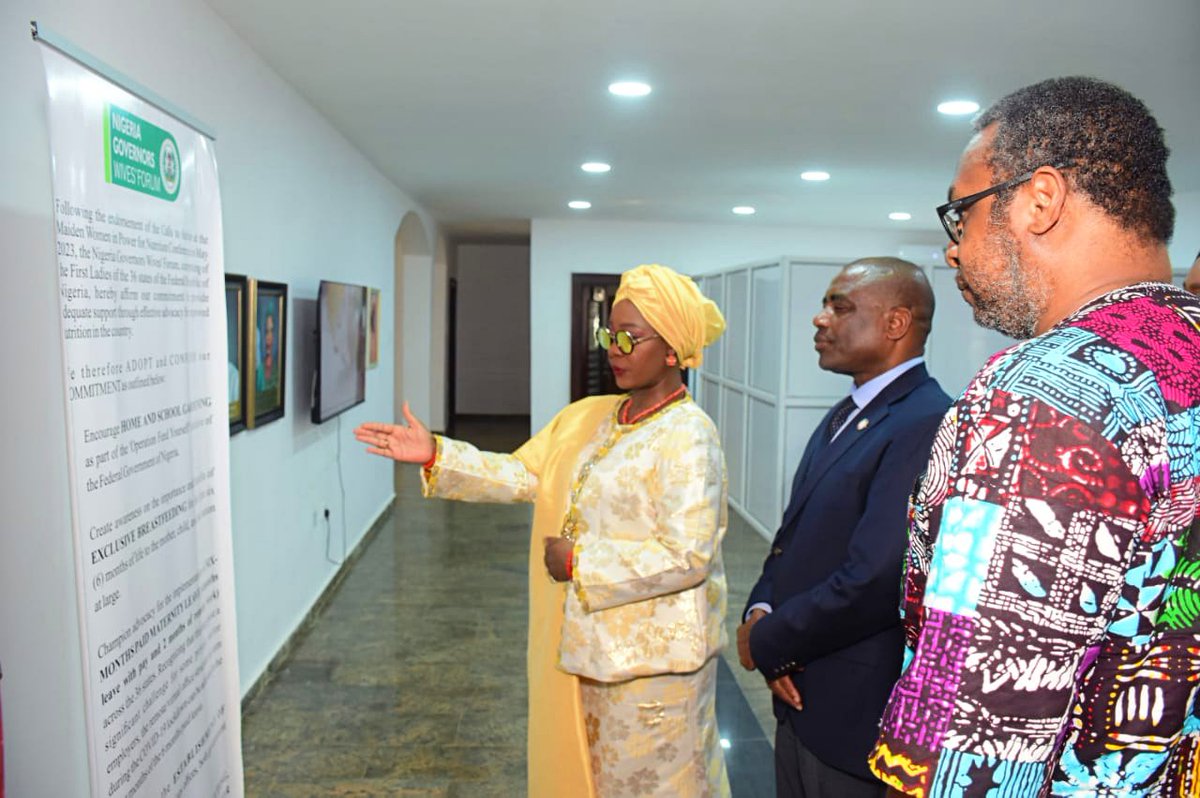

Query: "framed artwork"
left=225, top=274, right=249, bottom=434
left=247, top=279, right=288, bottom=429
left=367, top=287, right=381, bottom=369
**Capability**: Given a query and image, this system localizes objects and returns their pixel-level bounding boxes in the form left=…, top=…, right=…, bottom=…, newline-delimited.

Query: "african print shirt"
left=870, top=282, right=1200, bottom=796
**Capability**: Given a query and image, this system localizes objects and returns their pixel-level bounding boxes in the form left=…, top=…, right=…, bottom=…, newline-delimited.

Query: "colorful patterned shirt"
left=870, top=283, right=1200, bottom=796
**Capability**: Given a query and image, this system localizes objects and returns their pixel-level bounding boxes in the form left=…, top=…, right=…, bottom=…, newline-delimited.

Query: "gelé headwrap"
left=613, top=264, right=726, bottom=369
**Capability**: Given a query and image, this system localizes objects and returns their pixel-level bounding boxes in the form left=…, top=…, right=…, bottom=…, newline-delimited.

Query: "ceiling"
left=205, top=0, right=1200, bottom=238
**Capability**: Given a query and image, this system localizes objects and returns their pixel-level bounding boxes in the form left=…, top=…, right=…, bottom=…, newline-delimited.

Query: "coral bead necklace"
left=620, top=384, right=688, bottom=425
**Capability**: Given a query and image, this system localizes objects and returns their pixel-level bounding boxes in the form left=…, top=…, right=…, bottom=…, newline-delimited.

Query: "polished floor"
left=241, top=416, right=778, bottom=796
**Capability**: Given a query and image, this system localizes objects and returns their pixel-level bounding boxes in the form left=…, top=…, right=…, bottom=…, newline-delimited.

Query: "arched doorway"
left=393, top=212, right=434, bottom=430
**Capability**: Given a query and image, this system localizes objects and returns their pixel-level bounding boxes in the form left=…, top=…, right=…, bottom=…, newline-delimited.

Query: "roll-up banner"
left=37, top=28, right=244, bottom=798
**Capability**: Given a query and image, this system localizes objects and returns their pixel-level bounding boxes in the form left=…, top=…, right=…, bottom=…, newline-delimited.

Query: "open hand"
left=354, top=402, right=435, bottom=463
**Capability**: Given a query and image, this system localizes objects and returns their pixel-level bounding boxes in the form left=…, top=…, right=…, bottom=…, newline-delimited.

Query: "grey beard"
left=971, top=230, right=1048, bottom=340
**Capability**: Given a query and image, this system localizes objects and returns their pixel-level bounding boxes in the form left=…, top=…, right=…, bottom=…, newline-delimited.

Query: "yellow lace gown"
left=423, top=395, right=729, bottom=798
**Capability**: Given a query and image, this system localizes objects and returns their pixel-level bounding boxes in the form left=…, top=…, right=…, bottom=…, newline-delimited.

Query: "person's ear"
left=1023, top=165, right=1069, bottom=237
left=885, top=307, right=912, bottom=341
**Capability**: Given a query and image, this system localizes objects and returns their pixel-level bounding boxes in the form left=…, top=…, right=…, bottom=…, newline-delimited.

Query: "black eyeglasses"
left=936, top=164, right=1071, bottom=244
left=596, top=327, right=661, bottom=354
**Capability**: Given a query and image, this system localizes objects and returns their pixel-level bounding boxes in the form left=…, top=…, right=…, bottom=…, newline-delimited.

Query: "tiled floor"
left=241, top=416, right=778, bottom=796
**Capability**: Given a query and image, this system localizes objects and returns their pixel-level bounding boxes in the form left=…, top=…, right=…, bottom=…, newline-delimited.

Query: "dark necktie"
left=826, top=396, right=856, bottom=442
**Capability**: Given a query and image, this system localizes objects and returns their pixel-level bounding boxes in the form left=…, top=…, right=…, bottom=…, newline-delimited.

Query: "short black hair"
left=975, top=76, right=1174, bottom=244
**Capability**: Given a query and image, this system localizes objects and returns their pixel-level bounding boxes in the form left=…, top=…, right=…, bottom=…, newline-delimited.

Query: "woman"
left=355, top=264, right=730, bottom=797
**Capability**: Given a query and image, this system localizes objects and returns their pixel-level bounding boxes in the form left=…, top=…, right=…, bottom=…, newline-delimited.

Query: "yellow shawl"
left=513, top=395, right=620, bottom=798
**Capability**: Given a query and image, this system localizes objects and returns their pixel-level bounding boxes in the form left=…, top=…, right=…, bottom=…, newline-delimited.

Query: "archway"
left=393, top=212, right=433, bottom=431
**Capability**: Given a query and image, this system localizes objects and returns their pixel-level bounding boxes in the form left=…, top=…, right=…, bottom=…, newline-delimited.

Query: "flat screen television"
left=312, top=279, right=367, bottom=424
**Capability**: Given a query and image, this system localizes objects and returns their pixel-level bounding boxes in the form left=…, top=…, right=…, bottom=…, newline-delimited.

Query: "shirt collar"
left=849, top=356, right=924, bottom=410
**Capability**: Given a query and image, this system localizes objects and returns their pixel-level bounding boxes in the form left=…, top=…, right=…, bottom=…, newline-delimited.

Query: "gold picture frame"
left=367, top=287, right=381, bottom=369
left=225, top=273, right=248, bottom=434
left=246, top=279, right=288, bottom=429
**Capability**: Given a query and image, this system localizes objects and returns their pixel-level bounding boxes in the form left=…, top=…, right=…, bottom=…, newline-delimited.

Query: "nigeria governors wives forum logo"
left=104, top=104, right=181, bottom=201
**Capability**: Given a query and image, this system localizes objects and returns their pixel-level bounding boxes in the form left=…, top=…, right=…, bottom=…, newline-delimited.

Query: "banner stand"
left=36, top=26, right=243, bottom=798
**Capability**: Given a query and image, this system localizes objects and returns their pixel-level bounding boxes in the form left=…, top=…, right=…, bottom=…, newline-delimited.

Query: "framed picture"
left=225, top=274, right=249, bottom=434
left=367, top=287, right=381, bottom=369
left=247, top=279, right=288, bottom=429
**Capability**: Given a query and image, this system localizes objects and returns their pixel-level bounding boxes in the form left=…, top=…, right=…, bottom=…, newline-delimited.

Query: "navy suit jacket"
left=746, top=363, right=950, bottom=779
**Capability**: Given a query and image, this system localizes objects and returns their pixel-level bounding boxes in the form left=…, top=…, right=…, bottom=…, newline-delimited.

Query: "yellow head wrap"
left=612, top=264, right=726, bottom=369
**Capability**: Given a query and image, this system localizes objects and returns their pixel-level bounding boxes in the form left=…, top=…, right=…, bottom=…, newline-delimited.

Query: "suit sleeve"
left=749, top=411, right=943, bottom=678
left=745, top=566, right=776, bottom=617
left=744, top=434, right=823, bottom=617
left=745, top=529, right=783, bottom=616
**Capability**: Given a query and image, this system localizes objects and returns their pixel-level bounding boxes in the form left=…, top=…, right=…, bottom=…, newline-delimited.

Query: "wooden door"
left=570, top=273, right=622, bottom=401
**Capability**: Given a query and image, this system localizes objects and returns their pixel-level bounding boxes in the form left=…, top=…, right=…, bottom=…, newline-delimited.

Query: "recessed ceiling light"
left=720, top=738, right=732, bottom=750
left=937, top=99, right=980, bottom=116
left=800, top=170, right=830, bottom=182
left=581, top=162, right=611, bottom=173
left=732, top=206, right=756, bottom=215
left=608, top=80, right=652, bottom=97
left=889, top=212, right=912, bottom=221
left=568, top=200, right=592, bottom=210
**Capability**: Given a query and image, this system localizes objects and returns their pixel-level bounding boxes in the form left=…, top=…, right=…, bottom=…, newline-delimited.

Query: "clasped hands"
left=737, top=608, right=803, bottom=711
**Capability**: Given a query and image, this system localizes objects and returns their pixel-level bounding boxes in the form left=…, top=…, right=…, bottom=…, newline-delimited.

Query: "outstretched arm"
left=357, top=401, right=539, bottom=505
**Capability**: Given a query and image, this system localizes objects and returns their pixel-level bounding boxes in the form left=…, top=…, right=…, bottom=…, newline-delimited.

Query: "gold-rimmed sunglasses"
left=596, top=327, right=661, bottom=354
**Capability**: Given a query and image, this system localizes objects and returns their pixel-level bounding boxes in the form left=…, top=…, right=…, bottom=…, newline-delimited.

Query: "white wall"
left=455, top=242, right=531, bottom=415
left=429, top=236, right=450, bottom=430
left=529, top=218, right=952, bottom=431
left=0, top=1, right=432, bottom=794
left=402, top=253, right=435, bottom=421
left=1170, top=190, right=1200, bottom=276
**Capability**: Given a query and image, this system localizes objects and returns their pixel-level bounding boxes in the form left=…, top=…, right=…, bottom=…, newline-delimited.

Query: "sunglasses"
left=596, top=327, right=662, bottom=354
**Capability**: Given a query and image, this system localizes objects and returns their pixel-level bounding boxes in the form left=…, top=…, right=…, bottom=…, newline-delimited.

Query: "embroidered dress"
left=870, top=283, right=1200, bottom=796
left=581, top=657, right=725, bottom=797
left=424, top=395, right=730, bottom=798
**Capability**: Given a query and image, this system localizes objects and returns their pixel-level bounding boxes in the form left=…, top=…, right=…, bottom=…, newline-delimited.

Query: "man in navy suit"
left=738, top=257, right=951, bottom=797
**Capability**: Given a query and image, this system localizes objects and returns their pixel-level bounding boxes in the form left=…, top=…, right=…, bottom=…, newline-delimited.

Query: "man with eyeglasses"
left=870, top=77, right=1200, bottom=796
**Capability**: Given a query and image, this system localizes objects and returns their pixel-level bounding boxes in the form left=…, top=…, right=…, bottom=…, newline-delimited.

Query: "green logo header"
left=104, top=104, right=181, bottom=202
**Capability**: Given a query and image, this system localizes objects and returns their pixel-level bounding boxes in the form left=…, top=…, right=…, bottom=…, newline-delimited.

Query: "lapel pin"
left=856, top=418, right=870, bottom=431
